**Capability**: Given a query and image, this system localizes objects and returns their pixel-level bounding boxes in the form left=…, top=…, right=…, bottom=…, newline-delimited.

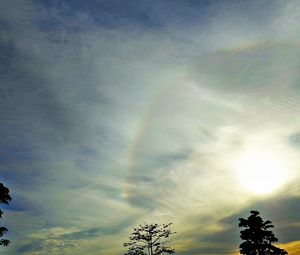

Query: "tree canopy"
left=123, top=222, right=176, bottom=255
left=239, top=210, right=287, bottom=255
left=0, top=182, right=12, bottom=246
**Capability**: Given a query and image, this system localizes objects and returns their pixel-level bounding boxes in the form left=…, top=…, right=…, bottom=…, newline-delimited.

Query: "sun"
left=235, top=145, right=289, bottom=195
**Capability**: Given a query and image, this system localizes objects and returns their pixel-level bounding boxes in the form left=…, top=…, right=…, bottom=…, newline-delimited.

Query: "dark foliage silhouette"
left=0, top=183, right=12, bottom=246
left=123, top=222, right=176, bottom=255
left=239, top=210, right=287, bottom=255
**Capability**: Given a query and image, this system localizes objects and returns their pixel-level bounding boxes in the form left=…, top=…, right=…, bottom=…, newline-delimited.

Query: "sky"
left=1, top=0, right=300, bottom=254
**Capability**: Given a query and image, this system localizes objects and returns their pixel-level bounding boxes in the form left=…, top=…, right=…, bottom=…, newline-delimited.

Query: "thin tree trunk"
left=150, top=237, right=153, bottom=255
left=147, top=241, right=151, bottom=255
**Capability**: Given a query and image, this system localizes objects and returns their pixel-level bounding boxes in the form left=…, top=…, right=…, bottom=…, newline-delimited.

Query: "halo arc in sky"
left=125, top=41, right=300, bottom=201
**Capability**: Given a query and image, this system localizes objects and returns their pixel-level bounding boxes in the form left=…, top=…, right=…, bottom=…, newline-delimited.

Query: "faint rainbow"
left=123, top=71, right=187, bottom=200
left=123, top=40, right=300, bottom=201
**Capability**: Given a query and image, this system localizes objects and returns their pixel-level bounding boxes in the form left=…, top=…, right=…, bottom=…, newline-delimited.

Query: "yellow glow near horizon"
left=235, top=144, right=289, bottom=195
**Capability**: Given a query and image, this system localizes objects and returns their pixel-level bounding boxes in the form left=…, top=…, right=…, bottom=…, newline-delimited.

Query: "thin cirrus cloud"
left=1, top=0, right=300, bottom=255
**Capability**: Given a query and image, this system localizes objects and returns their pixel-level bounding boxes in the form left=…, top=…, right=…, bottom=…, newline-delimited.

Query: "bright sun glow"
left=235, top=144, right=290, bottom=195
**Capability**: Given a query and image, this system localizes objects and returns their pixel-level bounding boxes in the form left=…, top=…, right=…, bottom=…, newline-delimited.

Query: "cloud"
left=2, top=0, right=300, bottom=254
left=280, top=240, right=300, bottom=255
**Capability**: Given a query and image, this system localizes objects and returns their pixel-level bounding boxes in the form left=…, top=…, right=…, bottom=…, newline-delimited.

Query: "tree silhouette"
left=0, top=183, right=12, bottom=246
left=239, top=210, right=287, bottom=255
left=123, top=222, right=176, bottom=255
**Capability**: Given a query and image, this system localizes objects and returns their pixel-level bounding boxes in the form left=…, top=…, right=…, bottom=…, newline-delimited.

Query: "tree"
left=239, top=210, right=287, bottom=255
left=123, top=222, right=176, bottom=255
left=0, top=183, right=12, bottom=246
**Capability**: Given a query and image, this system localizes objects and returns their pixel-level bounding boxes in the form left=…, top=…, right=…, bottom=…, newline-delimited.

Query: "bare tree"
left=123, top=222, right=176, bottom=255
left=0, top=183, right=12, bottom=246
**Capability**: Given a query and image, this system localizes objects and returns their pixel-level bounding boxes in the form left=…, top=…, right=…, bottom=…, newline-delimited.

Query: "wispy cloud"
left=2, top=0, right=300, bottom=254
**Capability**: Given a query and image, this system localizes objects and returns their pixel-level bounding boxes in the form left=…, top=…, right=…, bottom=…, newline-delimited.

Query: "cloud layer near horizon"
left=1, top=1, right=300, bottom=254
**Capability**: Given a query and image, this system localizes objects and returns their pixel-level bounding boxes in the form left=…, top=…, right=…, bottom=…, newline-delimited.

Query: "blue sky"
left=1, top=0, right=300, bottom=254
